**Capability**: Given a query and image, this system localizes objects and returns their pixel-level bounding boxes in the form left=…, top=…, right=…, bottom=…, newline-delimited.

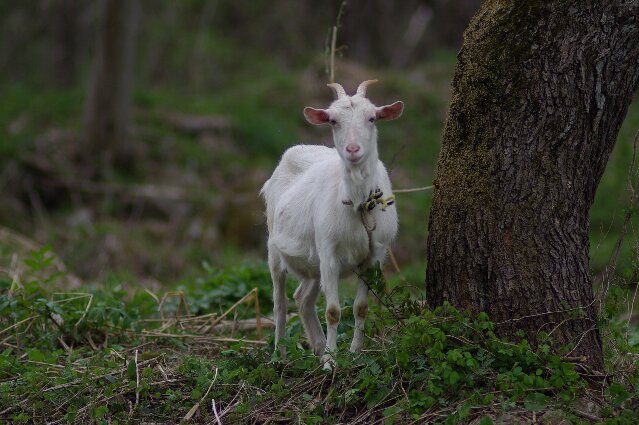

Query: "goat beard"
left=349, top=167, right=366, bottom=184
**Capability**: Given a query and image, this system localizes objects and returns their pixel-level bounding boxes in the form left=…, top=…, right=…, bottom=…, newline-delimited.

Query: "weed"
left=1, top=257, right=638, bottom=423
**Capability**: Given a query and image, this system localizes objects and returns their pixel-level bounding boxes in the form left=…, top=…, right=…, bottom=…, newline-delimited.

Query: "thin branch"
left=183, top=367, right=219, bottom=421
left=329, top=26, right=337, bottom=84
left=212, top=398, right=222, bottom=425
left=626, top=278, right=639, bottom=333
left=74, top=294, right=93, bottom=329
left=198, top=288, right=259, bottom=333
left=327, top=1, right=347, bottom=83
left=134, top=349, right=140, bottom=406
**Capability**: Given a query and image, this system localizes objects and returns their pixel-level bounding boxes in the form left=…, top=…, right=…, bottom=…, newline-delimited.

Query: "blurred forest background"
left=1, top=0, right=638, bottom=290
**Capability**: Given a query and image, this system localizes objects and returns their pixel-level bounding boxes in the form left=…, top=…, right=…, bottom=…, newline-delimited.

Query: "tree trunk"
left=426, top=0, right=639, bottom=371
left=84, top=0, right=140, bottom=176
left=46, top=0, right=79, bottom=88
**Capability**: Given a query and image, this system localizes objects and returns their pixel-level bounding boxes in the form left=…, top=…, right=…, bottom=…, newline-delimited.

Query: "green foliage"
left=1, top=256, right=639, bottom=423
left=0, top=84, right=83, bottom=157
left=178, top=261, right=276, bottom=314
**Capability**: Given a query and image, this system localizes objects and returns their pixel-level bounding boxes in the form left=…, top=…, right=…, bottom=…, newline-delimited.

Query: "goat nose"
left=346, top=144, right=360, bottom=153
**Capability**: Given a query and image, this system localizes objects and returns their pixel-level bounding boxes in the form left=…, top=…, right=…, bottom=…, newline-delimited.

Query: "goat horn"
left=356, top=79, right=378, bottom=97
left=326, top=82, right=347, bottom=99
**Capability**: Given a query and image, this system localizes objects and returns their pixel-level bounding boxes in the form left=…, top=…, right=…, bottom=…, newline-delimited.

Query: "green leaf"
left=27, top=349, right=46, bottom=362
left=447, top=371, right=460, bottom=386
left=127, top=360, right=136, bottom=380
left=482, top=394, right=495, bottom=405
left=607, top=383, right=630, bottom=407
left=479, top=416, right=494, bottom=425
left=91, top=405, right=108, bottom=419
left=303, top=415, right=324, bottom=425
left=524, top=392, right=550, bottom=412
left=383, top=405, right=402, bottom=425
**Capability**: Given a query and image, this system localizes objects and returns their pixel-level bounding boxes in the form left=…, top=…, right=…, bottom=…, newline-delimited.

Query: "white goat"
left=261, top=80, right=403, bottom=367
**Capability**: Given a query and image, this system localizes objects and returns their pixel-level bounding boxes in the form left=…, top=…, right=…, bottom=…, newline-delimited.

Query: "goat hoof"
left=321, top=354, right=336, bottom=371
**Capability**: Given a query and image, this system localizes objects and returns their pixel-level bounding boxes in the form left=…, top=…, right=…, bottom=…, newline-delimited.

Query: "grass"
left=1, top=250, right=638, bottom=424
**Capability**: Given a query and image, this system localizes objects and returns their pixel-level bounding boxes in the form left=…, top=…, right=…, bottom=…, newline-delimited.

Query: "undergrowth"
left=0, top=248, right=638, bottom=424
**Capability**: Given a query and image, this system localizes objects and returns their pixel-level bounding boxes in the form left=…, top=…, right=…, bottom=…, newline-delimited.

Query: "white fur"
left=261, top=82, right=402, bottom=367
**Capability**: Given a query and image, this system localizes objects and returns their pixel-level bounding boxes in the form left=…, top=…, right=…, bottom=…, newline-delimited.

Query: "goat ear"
left=376, top=101, right=404, bottom=121
left=304, top=107, right=330, bottom=125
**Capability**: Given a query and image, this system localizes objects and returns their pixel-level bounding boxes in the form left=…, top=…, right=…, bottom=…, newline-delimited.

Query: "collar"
left=342, top=188, right=395, bottom=212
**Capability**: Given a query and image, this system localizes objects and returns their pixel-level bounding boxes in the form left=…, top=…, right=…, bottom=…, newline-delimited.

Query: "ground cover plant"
left=1, top=248, right=638, bottom=424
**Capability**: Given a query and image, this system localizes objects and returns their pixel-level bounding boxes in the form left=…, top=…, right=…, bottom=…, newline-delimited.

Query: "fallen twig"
left=134, top=349, right=140, bottom=407
left=198, top=288, right=259, bottom=333
left=183, top=367, right=219, bottom=422
left=139, top=330, right=266, bottom=345
left=212, top=398, right=222, bottom=424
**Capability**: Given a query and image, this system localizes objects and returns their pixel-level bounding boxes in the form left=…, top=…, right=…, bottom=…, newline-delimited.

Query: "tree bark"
left=46, top=0, right=79, bottom=88
left=84, top=0, right=140, bottom=176
left=426, top=0, right=639, bottom=371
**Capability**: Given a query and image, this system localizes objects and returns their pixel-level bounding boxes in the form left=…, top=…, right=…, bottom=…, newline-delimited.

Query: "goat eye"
left=368, top=117, right=375, bottom=122
left=330, top=119, right=337, bottom=125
